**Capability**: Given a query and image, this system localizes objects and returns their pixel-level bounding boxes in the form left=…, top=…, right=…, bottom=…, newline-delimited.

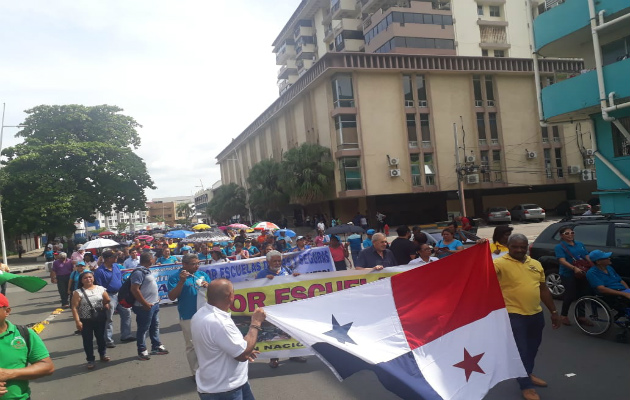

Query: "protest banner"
left=221, top=267, right=416, bottom=359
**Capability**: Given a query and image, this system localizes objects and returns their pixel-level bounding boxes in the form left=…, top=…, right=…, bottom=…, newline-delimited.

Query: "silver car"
left=484, top=207, right=512, bottom=224
left=510, top=204, right=546, bottom=222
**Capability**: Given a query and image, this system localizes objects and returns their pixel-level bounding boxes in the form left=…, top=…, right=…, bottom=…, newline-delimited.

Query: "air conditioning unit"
left=466, top=174, right=480, bottom=184
left=389, top=157, right=400, bottom=166
left=585, top=158, right=595, bottom=165
left=527, top=151, right=537, bottom=159
left=466, top=155, right=476, bottom=163
left=418, top=100, right=428, bottom=107
left=581, top=169, right=592, bottom=181
left=585, top=149, right=594, bottom=156
left=568, top=165, right=581, bottom=174
left=390, top=169, right=401, bottom=177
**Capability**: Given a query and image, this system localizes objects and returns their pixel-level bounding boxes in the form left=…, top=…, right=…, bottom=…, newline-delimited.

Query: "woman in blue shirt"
left=434, top=229, right=463, bottom=259
left=554, top=226, right=593, bottom=326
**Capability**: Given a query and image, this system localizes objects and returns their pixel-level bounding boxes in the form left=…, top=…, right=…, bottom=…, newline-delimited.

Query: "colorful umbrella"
left=0, top=271, right=47, bottom=293
left=274, top=229, right=296, bottom=238
left=83, top=238, right=120, bottom=249
left=137, top=235, right=154, bottom=242
left=193, top=224, right=211, bottom=230
left=228, top=223, right=250, bottom=230
left=252, top=222, right=280, bottom=231
left=98, top=231, right=116, bottom=236
left=165, top=230, right=194, bottom=239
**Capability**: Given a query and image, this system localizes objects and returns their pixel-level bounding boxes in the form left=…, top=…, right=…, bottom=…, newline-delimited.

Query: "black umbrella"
left=325, top=225, right=365, bottom=235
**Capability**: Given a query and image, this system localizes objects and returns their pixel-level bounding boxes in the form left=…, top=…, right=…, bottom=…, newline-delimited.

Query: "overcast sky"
left=0, top=0, right=298, bottom=200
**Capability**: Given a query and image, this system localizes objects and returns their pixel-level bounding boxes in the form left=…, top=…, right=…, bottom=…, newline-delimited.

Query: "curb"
left=28, top=308, right=66, bottom=335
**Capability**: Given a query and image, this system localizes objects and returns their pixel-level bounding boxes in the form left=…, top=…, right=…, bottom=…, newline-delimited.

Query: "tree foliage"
left=176, top=202, right=193, bottom=222
left=246, top=159, right=288, bottom=220
left=207, top=183, right=247, bottom=223
left=0, top=104, right=155, bottom=239
left=280, top=143, right=334, bottom=205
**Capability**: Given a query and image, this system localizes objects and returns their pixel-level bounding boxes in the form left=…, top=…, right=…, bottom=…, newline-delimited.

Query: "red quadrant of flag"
left=391, top=243, right=506, bottom=349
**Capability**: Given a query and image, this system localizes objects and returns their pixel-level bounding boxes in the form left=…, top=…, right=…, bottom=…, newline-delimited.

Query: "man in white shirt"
left=123, top=249, right=140, bottom=269
left=192, top=279, right=266, bottom=399
left=407, top=243, right=439, bottom=266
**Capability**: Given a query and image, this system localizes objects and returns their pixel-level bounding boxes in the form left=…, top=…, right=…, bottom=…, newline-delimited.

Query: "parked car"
left=554, top=199, right=591, bottom=216
left=483, top=207, right=512, bottom=224
left=510, top=204, right=546, bottom=222
left=529, top=216, right=630, bottom=299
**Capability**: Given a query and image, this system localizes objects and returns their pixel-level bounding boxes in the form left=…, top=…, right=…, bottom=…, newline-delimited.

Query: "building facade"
left=276, top=0, right=546, bottom=94
left=533, top=0, right=630, bottom=214
left=147, top=201, right=177, bottom=226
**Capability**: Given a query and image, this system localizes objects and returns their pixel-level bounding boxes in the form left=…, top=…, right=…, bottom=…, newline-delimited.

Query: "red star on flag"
left=453, top=348, right=486, bottom=382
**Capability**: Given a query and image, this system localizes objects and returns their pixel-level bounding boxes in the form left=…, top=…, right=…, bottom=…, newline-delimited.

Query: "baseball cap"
left=588, top=250, right=612, bottom=262
left=296, top=236, right=305, bottom=240
left=77, top=261, right=86, bottom=266
left=0, top=293, right=9, bottom=307
left=181, top=246, right=192, bottom=252
left=366, top=229, right=375, bottom=235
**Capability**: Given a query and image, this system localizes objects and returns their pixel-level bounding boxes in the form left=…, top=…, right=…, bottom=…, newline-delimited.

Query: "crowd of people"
left=3, top=217, right=629, bottom=400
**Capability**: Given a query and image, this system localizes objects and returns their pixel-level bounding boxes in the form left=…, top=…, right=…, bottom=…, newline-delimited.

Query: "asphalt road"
left=4, top=221, right=629, bottom=400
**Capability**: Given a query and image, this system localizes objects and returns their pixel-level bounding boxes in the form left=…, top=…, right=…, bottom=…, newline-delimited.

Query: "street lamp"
left=0, top=103, right=27, bottom=266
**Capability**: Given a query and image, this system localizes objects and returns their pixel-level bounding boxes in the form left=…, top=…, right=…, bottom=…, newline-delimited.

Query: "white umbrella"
left=82, top=238, right=120, bottom=249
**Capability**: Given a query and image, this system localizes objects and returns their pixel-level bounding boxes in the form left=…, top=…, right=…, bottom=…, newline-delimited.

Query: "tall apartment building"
left=218, top=0, right=597, bottom=224
left=276, top=0, right=543, bottom=94
left=532, top=0, right=630, bottom=214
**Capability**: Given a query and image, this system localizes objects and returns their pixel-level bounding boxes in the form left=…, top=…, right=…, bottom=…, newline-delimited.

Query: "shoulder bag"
left=559, top=242, right=591, bottom=278
left=80, top=288, right=107, bottom=322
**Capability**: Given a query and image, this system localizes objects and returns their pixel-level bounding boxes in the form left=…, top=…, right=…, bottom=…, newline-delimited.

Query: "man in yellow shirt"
left=494, top=233, right=560, bottom=400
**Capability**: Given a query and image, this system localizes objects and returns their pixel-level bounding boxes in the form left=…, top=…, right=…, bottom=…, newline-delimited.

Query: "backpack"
left=118, top=268, right=150, bottom=308
left=16, top=325, right=31, bottom=354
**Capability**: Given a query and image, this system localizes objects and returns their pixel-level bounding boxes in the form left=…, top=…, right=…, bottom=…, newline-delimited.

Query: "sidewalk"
left=3, top=248, right=47, bottom=273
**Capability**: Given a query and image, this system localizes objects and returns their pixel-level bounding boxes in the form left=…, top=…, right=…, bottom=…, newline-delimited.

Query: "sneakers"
left=150, top=345, right=169, bottom=355
left=106, top=342, right=116, bottom=349
left=138, top=350, right=151, bottom=361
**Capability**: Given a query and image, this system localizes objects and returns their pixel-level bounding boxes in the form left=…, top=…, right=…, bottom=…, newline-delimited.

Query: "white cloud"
left=0, top=0, right=299, bottom=199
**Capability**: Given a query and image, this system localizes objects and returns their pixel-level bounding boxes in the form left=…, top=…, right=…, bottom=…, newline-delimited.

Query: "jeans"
left=509, top=312, right=545, bottom=390
left=132, top=303, right=161, bottom=352
left=351, top=250, right=360, bottom=267
left=80, top=318, right=107, bottom=362
left=56, top=275, right=71, bottom=306
left=560, top=274, right=590, bottom=317
left=105, top=293, right=132, bottom=344
left=199, top=382, right=255, bottom=400
left=180, top=319, right=198, bottom=374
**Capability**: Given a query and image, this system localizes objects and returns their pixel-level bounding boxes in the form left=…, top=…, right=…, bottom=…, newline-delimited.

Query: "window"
left=334, top=115, right=359, bottom=150
left=614, top=225, right=630, bottom=248
left=489, top=6, right=501, bottom=17
left=555, top=148, right=564, bottom=178
left=403, top=75, right=414, bottom=106
left=481, top=49, right=489, bottom=57
left=332, top=75, right=354, bottom=108
left=340, top=157, right=362, bottom=190
left=335, top=34, right=345, bottom=51
left=494, top=50, right=505, bottom=58
left=407, top=114, right=418, bottom=145
left=480, top=151, right=490, bottom=182
left=416, top=75, right=427, bottom=105
left=420, top=114, right=431, bottom=144
left=573, top=224, right=609, bottom=247
left=492, top=150, right=502, bottom=181
left=612, top=117, right=630, bottom=157
left=477, top=5, right=484, bottom=16
left=410, top=154, right=422, bottom=186
left=477, top=112, right=487, bottom=141
left=552, top=126, right=561, bottom=142
left=424, top=153, right=436, bottom=185
left=489, top=112, right=498, bottom=141
left=485, top=76, right=495, bottom=101
left=542, top=127, right=549, bottom=143
left=544, top=149, right=553, bottom=178
left=473, top=75, right=483, bottom=103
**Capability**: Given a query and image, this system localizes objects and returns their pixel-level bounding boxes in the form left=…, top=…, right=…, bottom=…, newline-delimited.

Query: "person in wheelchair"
left=585, top=250, right=630, bottom=302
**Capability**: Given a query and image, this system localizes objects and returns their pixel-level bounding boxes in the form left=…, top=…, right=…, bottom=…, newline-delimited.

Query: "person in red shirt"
left=328, top=235, right=349, bottom=271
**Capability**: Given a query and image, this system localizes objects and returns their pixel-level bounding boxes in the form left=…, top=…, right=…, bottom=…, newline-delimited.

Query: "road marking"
left=565, top=373, right=577, bottom=378
left=28, top=308, right=66, bottom=335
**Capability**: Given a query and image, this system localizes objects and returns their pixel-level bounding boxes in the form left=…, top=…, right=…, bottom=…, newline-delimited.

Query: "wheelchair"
left=574, top=295, right=630, bottom=343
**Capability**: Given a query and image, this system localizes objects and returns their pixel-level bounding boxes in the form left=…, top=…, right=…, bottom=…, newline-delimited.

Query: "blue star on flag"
left=323, top=315, right=356, bottom=345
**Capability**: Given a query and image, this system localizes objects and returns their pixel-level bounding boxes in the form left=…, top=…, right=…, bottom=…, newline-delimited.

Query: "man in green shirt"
left=0, top=294, right=54, bottom=399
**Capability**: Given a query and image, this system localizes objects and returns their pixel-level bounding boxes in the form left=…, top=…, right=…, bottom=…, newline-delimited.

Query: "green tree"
left=207, top=183, right=247, bottom=223
left=281, top=143, right=334, bottom=205
left=0, top=104, right=155, bottom=242
left=176, top=202, right=193, bottom=222
left=246, top=159, right=288, bottom=220
left=116, top=222, right=128, bottom=233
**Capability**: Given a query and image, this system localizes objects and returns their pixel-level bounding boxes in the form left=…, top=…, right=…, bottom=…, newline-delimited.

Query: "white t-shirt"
left=407, top=256, right=439, bottom=266
left=191, top=303, right=248, bottom=394
left=317, top=222, right=325, bottom=231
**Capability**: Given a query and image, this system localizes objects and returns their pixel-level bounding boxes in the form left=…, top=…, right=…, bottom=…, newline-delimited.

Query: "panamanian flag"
left=265, top=244, right=526, bottom=400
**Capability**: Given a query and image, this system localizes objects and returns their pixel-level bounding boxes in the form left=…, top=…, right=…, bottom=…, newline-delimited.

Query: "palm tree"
left=207, top=183, right=247, bottom=223
left=176, top=202, right=192, bottom=222
left=247, top=159, right=288, bottom=220
left=281, top=143, right=334, bottom=205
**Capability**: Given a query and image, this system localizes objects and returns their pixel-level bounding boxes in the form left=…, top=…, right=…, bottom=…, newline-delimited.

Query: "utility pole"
left=0, top=104, right=9, bottom=265
left=453, top=123, right=467, bottom=217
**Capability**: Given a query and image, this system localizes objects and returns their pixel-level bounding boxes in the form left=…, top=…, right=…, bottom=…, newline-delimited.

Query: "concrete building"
left=147, top=201, right=177, bottom=226
left=194, top=188, right=213, bottom=223
left=216, top=0, right=600, bottom=225
left=533, top=0, right=630, bottom=214
left=276, top=0, right=548, bottom=94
